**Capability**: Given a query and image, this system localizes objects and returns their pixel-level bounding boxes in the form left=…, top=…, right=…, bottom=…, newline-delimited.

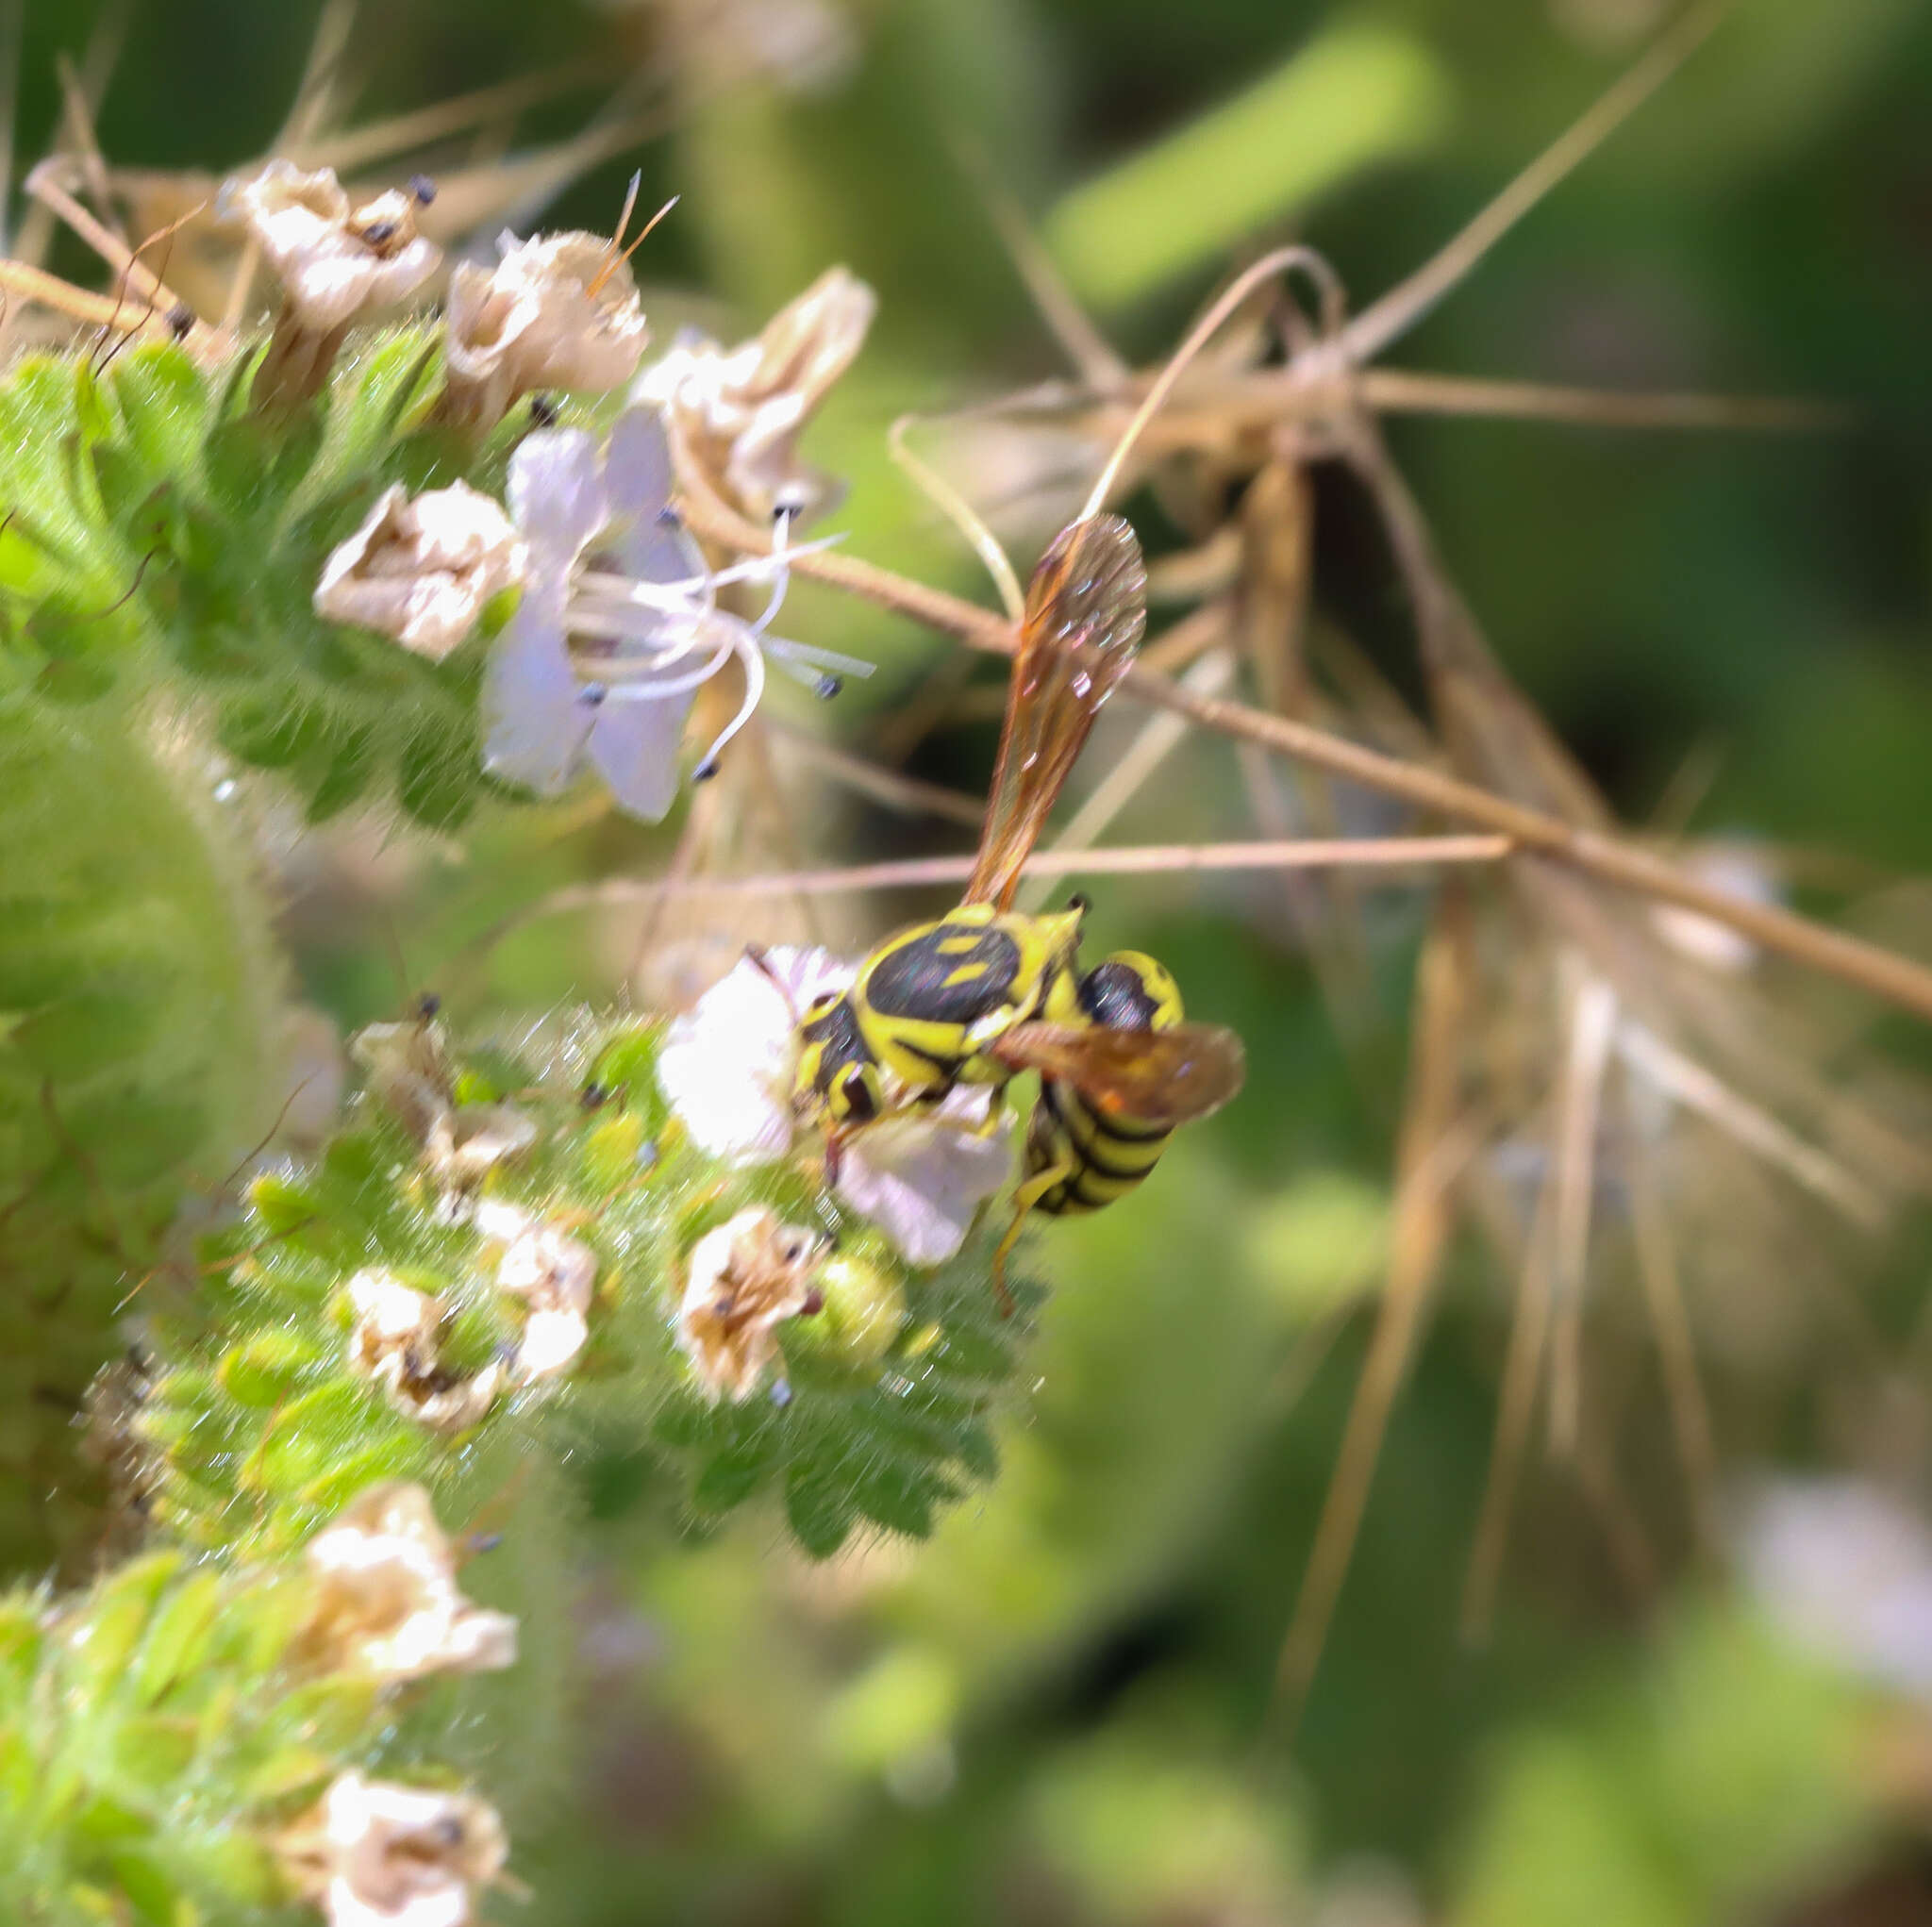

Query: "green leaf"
left=131, top=1570, right=226, bottom=1704
left=1045, top=21, right=1452, bottom=305
left=784, top=1462, right=858, bottom=1559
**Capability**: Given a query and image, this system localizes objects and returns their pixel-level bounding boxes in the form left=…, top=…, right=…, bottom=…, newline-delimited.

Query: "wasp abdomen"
left=1027, top=948, right=1184, bottom=1215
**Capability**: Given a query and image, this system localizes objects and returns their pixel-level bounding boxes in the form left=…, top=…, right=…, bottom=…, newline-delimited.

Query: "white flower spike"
left=301, top=1481, right=518, bottom=1685
left=484, top=404, right=870, bottom=820
left=314, top=483, right=525, bottom=660
left=280, top=1771, right=508, bottom=1927
left=658, top=947, right=1014, bottom=1265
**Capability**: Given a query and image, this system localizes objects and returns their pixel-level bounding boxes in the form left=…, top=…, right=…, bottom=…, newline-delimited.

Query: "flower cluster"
left=478, top=403, right=870, bottom=819
left=659, top=947, right=1015, bottom=1269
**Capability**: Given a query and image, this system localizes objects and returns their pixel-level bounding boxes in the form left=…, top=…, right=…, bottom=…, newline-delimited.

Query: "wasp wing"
left=990, top=1021, right=1245, bottom=1128
left=963, top=514, right=1146, bottom=909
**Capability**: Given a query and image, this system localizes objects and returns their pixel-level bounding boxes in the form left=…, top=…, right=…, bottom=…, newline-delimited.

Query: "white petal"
left=586, top=685, right=695, bottom=822
left=482, top=606, right=586, bottom=796
left=658, top=947, right=853, bottom=1161
left=604, top=406, right=675, bottom=523
left=507, top=427, right=606, bottom=564
left=838, top=1088, right=1012, bottom=1266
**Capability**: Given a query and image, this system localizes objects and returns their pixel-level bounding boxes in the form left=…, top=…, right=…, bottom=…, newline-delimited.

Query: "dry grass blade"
left=1357, top=368, right=1852, bottom=435
left=1627, top=1133, right=1721, bottom=1557
left=1460, top=1155, right=1558, bottom=1645
left=676, top=483, right=1932, bottom=1026
left=1548, top=974, right=1618, bottom=1457
left=766, top=723, right=986, bottom=828
left=1336, top=0, right=1724, bottom=367
left=1271, top=888, right=1474, bottom=1736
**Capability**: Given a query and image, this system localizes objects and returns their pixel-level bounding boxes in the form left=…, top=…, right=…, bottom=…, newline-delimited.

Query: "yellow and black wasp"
left=787, top=510, right=1246, bottom=1271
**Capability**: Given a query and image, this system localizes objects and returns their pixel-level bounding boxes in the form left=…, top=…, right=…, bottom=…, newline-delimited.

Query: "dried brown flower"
left=635, top=266, right=874, bottom=521
left=220, top=160, right=441, bottom=407
left=314, top=483, right=525, bottom=660
left=344, top=1269, right=502, bottom=1433
left=475, top=1203, right=598, bottom=1383
left=441, top=231, right=650, bottom=430
left=300, top=1481, right=517, bottom=1685
left=279, top=1771, right=507, bottom=1927
left=675, top=1206, right=824, bottom=1403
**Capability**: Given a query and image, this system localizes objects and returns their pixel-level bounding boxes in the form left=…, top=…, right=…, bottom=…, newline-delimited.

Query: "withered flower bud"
left=300, top=1481, right=517, bottom=1685
left=675, top=1207, right=824, bottom=1404
left=635, top=266, right=874, bottom=522
left=278, top=1771, right=508, bottom=1927
left=314, top=482, right=525, bottom=660
left=440, top=231, right=650, bottom=432
left=220, top=160, right=441, bottom=409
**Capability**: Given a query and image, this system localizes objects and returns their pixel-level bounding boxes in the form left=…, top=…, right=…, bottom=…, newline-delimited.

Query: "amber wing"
left=963, top=514, right=1147, bottom=909
left=991, top=1022, right=1246, bottom=1128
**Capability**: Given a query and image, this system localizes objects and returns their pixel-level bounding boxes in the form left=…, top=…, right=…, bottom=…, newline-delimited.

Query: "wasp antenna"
left=888, top=411, right=1026, bottom=623
left=1079, top=243, right=1345, bottom=524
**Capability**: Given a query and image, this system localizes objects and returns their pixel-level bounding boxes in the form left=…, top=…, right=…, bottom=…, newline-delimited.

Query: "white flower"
left=658, top=947, right=1014, bottom=1265
left=675, top=1206, right=824, bottom=1402
left=484, top=404, right=869, bottom=821
left=280, top=1771, right=507, bottom=1927
left=1735, top=1477, right=1932, bottom=1703
left=315, top=482, right=525, bottom=660
left=490, top=1215, right=598, bottom=1383
left=220, top=161, right=442, bottom=333
left=344, top=1269, right=502, bottom=1433
left=442, top=229, right=651, bottom=427
left=634, top=265, right=874, bottom=522
left=301, top=1482, right=517, bottom=1684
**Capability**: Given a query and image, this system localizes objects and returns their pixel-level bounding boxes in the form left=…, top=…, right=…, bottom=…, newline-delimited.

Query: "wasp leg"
left=991, top=1158, right=1073, bottom=1319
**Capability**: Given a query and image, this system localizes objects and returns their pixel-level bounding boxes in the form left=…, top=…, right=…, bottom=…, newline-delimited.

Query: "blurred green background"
left=18, top=0, right=1932, bottom=1919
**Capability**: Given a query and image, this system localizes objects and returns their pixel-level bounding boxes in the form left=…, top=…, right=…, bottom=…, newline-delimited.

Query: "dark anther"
left=467, top=1531, right=504, bottom=1556
left=800, top=1287, right=825, bottom=1317
left=580, top=1080, right=609, bottom=1110
left=408, top=174, right=437, bottom=206
left=417, top=992, right=442, bottom=1019
left=529, top=392, right=559, bottom=426
left=693, top=756, right=720, bottom=782
left=360, top=218, right=400, bottom=247
left=580, top=681, right=608, bottom=708
left=655, top=504, right=682, bottom=527
left=770, top=1378, right=794, bottom=1408
left=1066, top=891, right=1091, bottom=915
left=167, top=302, right=194, bottom=339
left=814, top=673, right=842, bottom=701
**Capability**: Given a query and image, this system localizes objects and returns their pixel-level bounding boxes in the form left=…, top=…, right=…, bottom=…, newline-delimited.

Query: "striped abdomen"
left=1024, top=950, right=1182, bottom=1218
